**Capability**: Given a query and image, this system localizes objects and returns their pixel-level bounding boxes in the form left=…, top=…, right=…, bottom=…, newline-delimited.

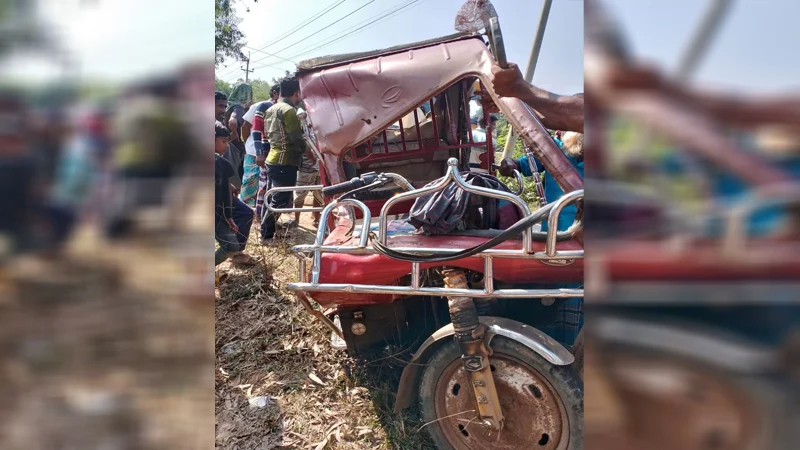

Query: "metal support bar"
left=287, top=282, right=583, bottom=299
left=265, top=185, right=325, bottom=213
left=484, top=256, right=494, bottom=294
left=545, top=189, right=584, bottom=256
left=310, top=198, right=372, bottom=285
left=411, top=263, right=420, bottom=290
left=292, top=243, right=583, bottom=260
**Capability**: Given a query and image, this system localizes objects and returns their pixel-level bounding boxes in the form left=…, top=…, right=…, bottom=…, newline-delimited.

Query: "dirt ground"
left=0, top=230, right=215, bottom=450
left=215, top=212, right=437, bottom=450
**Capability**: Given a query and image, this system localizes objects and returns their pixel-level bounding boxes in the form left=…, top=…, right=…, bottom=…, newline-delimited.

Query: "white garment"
left=468, top=127, right=498, bottom=173
left=242, top=103, right=259, bottom=156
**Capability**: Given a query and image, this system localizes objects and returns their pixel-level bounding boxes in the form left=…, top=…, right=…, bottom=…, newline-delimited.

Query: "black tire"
left=419, top=336, right=583, bottom=450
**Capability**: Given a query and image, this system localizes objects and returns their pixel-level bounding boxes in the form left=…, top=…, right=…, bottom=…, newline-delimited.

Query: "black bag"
left=407, top=172, right=515, bottom=235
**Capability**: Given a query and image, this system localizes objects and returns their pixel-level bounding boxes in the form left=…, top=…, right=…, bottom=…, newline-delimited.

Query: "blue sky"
left=603, top=0, right=799, bottom=93
left=217, top=0, right=585, bottom=95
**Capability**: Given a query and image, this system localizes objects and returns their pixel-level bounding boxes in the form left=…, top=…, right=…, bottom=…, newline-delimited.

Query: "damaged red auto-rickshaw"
left=266, top=22, right=584, bottom=450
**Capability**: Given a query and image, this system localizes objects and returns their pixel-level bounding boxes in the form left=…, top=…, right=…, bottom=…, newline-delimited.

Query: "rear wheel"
left=419, top=336, right=583, bottom=450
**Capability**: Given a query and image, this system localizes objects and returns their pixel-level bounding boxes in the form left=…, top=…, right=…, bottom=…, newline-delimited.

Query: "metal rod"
left=411, top=263, right=420, bottom=289
left=399, top=117, right=407, bottom=152
left=382, top=130, right=390, bottom=154
left=545, top=190, right=584, bottom=256
left=295, top=291, right=344, bottom=339
left=628, top=0, right=734, bottom=174
left=291, top=244, right=584, bottom=261
left=287, top=283, right=583, bottom=299
left=265, top=185, right=326, bottom=213
left=484, top=256, right=494, bottom=294
left=463, top=81, right=474, bottom=144
left=501, top=0, right=553, bottom=161
left=311, top=198, right=372, bottom=284
left=430, top=98, right=440, bottom=144
left=413, top=107, right=422, bottom=148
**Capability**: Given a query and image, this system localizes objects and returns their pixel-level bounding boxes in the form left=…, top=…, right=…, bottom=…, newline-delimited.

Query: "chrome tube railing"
left=379, top=158, right=533, bottom=250
left=309, top=198, right=372, bottom=285
left=264, top=185, right=325, bottom=214
left=287, top=162, right=584, bottom=300
left=545, top=189, right=584, bottom=256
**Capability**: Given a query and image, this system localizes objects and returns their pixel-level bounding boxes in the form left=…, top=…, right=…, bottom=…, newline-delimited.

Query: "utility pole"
left=500, top=0, right=553, bottom=162
left=241, top=52, right=254, bottom=82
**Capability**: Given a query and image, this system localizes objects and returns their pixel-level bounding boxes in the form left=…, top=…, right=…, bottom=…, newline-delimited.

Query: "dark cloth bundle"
left=408, top=172, right=521, bottom=235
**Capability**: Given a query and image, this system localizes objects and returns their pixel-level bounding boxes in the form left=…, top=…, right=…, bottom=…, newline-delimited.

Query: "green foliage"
left=215, top=0, right=246, bottom=66
left=215, top=78, right=272, bottom=102
left=250, top=79, right=272, bottom=102
left=494, top=122, right=540, bottom=208
left=215, top=78, right=232, bottom=95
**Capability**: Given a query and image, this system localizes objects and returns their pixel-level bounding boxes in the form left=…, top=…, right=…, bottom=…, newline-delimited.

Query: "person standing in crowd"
left=214, top=122, right=241, bottom=269
left=216, top=93, right=258, bottom=266
left=45, top=106, right=110, bottom=251
left=260, top=78, right=306, bottom=244
left=225, top=82, right=252, bottom=183
left=290, top=106, right=322, bottom=228
left=215, top=91, right=228, bottom=122
left=292, top=152, right=323, bottom=228
left=240, top=84, right=280, bottom=213
left=254, top=85, right=281, bottom=219
left=468, top=114, right=499, bottom=174
left=106, top=77, right=192, bottom=238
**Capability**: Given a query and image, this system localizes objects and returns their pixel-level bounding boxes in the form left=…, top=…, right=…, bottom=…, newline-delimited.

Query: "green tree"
left=215, top=78, right=232, bottom=95
left=215, top=0, right=246, bottom=66
left=250, top=79, right=272, bottom=102
left=496, top=121, right=540, bottom=208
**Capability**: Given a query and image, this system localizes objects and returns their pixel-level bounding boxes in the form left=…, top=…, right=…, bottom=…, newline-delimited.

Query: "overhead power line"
left=216, top=0, right=347, bottom=80
left=251, top=0, right=425, bottom=71
left=249, top=0, right=377, bottom=66
left=250, top=0, right=349, bottom=52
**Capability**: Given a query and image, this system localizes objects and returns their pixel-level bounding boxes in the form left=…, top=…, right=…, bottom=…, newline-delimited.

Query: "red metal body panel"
left=602, top=239, right=800, bottom=281
left=311, top=230, right=583, bottom=308
left=297, top=35, right=583, bottom=194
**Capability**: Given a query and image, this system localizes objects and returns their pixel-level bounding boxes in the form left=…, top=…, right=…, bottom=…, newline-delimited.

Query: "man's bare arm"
left=608, top=64, right=800, bottom=128
left=490, top=63, right=584, bottom=133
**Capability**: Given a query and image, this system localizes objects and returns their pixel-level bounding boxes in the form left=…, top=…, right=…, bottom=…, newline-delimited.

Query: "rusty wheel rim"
left=588, top=351, right=764, bottom=450
left=433, top=353, right=569, bottom=450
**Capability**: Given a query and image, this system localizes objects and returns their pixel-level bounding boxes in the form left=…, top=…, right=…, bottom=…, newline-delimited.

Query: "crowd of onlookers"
left=214, top=77, right=322, bottom=276
left=0, top=62, right=213, bottom=264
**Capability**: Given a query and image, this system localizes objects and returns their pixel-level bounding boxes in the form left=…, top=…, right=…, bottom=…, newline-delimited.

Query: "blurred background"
left=0, top=0, right=214, bottom=449
left=583, top=0, right=800, bottom=449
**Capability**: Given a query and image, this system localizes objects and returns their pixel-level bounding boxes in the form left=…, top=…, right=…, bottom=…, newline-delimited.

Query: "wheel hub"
left=434, top=354, right=569, bottom=450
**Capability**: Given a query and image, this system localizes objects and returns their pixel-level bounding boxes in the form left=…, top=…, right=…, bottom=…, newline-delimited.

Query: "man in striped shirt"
left=260, top=78, right=306, bottom=244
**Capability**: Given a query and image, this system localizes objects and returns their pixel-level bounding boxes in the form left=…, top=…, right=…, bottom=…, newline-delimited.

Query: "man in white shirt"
left=468, top=115, right=499, bottom=173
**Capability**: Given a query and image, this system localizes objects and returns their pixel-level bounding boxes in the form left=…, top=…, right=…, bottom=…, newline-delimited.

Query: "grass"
left=215, top=219, right=437, bottom=449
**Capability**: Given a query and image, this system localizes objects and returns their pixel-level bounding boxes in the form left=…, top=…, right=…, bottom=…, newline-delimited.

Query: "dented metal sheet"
left=297, top=36, right=583, bottom=193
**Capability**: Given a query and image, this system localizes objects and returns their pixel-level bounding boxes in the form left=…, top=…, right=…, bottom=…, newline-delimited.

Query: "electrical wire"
left=250, top=0, right=423, bottom=71
left=248, top=0, right=377, bottom=66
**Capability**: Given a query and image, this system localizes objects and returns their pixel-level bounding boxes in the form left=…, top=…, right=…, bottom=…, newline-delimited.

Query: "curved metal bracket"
left=265, top=185, right=325, bottom=214
left=545, top=189, right=584, bottom=256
